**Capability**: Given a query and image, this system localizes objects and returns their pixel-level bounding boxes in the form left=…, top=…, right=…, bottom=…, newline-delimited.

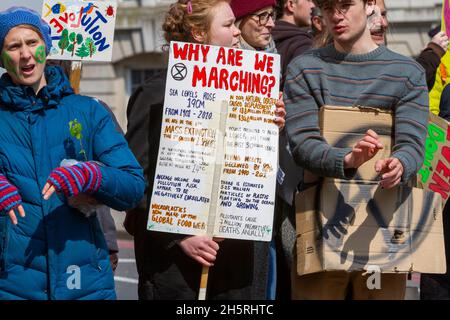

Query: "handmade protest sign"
left=417, top=112, right=450, bottom=204
left=41, top=0, right=117, bottom=61
left=148, top=41, right=280, bottom=242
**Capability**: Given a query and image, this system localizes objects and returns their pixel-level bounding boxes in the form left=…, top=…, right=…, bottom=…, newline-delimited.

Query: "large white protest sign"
left=147, top=41, right=280, bottom=242
left=41, top=0, right=117, bottom=61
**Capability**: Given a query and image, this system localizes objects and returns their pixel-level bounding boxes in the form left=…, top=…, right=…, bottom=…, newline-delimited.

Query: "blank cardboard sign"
left=295, top=106, right=446, bottom=276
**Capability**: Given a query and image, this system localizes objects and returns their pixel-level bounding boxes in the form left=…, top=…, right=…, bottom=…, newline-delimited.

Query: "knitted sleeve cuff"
left=391, top=152, right=415, bottom=183
left=333, top=147, right=357, bottom=180
left=0, top=176, right=22, bottom=213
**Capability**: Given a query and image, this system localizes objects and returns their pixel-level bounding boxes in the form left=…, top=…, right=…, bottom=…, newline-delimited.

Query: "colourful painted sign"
left=41, top=0, right=117, bottom=61
left=417, top=112, right=450, bottom=203
left=148, top=41, right=280, bottom=242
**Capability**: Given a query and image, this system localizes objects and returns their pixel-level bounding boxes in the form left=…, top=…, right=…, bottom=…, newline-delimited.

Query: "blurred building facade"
left=79, top=0, right=445, bottom=131
left=387, top=0, right=442, bottom=56
left=80, top=0, right=171, bottom=130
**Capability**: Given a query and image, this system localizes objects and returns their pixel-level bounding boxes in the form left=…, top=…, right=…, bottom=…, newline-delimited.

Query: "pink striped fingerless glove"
left=0, top=174, right=22, bottom=213
left=46, top=162, right=102, bottom=198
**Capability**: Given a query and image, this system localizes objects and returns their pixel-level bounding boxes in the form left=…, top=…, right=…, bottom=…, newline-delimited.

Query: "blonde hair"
left=162, top=0, right=229, bottom=45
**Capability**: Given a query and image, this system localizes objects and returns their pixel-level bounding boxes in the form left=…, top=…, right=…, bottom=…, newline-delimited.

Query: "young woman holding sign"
left=0, top=7, right=145, bottom=299
left=125, top=0, right=285, bottom=300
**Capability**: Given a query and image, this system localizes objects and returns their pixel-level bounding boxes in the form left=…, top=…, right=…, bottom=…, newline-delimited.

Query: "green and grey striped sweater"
left=284, top=44, right=429, bottom=182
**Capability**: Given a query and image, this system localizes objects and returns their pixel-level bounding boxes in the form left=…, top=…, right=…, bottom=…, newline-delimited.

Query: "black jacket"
left=124, top=70, right=262, bottom=300
left=416, top=42, right=446, bottom=91
left=272, top=20, right=313, bottom=89
left=272, top=21, right=313, bottom=204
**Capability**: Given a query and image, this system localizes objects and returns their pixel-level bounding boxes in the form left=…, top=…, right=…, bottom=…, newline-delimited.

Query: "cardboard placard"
left=417, top=112, right=450, bottom=203
left=296, top=179, right=445, bottom=275
left=42, top=0, right=117, bottom=61
left=320, top=105, right=393, bottom=181
left=148, top=41, right=280, bottom=241
left=295, top=106, right=446, bottom=275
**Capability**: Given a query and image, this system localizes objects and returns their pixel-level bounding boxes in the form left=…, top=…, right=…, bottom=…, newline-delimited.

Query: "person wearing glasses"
left=231, top=1, right=278, bottom=52
left=125, top=0, right=285, bottom=300
left=229, top=0, right=281, bottom=300
left=270, top=0, right=316, bottom=300
left=284, top=0, right=427, bottom=299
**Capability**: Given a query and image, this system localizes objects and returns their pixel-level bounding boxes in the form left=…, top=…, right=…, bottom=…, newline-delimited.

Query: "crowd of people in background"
left=1, top=0, right=450, bottom=300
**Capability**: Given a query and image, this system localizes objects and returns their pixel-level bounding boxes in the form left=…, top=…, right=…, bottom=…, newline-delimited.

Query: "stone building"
left=79, top=0, right=445, bottom=131
left=0, top=0, right=445, bottom=129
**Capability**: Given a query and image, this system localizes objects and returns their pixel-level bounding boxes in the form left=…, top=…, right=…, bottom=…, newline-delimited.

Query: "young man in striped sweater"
left=284, top=0, right=429, bottom=299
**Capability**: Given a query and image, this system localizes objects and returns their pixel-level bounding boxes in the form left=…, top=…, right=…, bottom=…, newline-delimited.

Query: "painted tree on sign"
left=85, top=38, right=97, bottom=58
left=58, top=29, right=70, bottom=55
left=68, top=32, right=84, bottom=57
left=75, top=44, right=90, bottom=58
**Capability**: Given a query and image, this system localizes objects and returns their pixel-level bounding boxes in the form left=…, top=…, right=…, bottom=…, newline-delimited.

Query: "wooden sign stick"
left=69, top=61, right=83, bottom=94
left=198, top=100, right=229, bottom=300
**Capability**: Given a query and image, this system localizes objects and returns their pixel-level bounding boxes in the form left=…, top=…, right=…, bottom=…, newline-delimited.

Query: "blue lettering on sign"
left=81, top=10, right=110, bottom=52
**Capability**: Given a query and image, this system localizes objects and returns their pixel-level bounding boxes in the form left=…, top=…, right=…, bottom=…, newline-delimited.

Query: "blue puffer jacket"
left=0, top=66, right=145, bottom=300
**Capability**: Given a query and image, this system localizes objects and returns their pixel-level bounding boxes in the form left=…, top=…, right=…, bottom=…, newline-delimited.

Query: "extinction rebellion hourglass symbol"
left=171, top=63, right=188, bottom=81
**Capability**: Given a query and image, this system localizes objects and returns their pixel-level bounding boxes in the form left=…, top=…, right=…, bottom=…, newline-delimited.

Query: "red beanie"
left=230, top=0, right=277, bottom=20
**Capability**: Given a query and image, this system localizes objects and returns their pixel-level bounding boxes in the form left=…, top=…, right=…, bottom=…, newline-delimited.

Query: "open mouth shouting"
left=21, top=64, right=36, bottom=76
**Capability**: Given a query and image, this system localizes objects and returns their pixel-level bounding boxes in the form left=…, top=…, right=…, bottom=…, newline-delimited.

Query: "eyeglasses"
left=249, top=11, right=276, bottom=26
left=323, top=1, right=353, bottom=15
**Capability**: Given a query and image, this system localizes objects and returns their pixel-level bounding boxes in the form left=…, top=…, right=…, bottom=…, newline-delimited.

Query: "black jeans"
left=420, top=201, right=450, bottom=300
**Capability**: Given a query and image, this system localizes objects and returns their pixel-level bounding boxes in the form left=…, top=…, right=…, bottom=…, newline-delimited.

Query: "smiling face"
left=1, top=25, right=47, bottom=92
left=370, top=0, right=388, bottom=45
left=239, top=6, right=275, bottom=49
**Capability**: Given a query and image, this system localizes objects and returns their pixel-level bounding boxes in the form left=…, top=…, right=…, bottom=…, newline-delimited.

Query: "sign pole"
left=69, top=60, right=83, bottom=94
left=197, top=100, right=228, bottom=300
left=198, top=266, right=210, bottom=300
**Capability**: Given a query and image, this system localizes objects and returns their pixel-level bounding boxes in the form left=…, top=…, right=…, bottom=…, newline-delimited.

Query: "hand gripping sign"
left=148, top=42, right=280, bottom=243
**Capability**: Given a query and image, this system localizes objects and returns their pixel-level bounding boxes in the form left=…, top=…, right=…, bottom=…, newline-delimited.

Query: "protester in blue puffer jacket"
left=0, top=7, right=145, bottom=300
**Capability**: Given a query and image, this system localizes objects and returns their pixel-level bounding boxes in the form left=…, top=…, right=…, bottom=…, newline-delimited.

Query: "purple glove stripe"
left=82, top=162, right=101, bottom=193
left=68, top=166, right=85, bottom=192
left=2, top=198, right=22, bottom=212
left=0, top=189, right=19, bottom=204
left=48, top=173, right=76, bottom=196
left=0, top=184, right=12, bottom=192
left=0, top=174, right=22, bottom=212
left=45, top=162, right=101, bottom=198
left=92, top=165, right=102, bottom=191
left=82, top=163, right=95, bottom=191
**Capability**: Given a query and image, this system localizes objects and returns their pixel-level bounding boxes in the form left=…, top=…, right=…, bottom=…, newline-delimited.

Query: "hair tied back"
left=186, top=0, right=193, bottom=14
